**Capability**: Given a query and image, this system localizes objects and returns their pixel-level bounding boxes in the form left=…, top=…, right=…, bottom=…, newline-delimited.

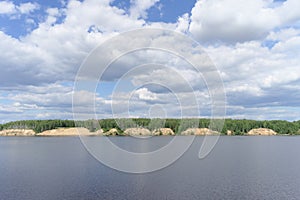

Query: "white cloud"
left=225, top=105, right=300, bottom=121
left=176, top=13, right=190, bottom=33
left=276, top=0, right=300, bottom=25
left=189, top=0, right=300, bottom=43
left=0, top=83, right=109, bottom=121
left=0, top=0, right=148, bottom=88
left=0, top=1, right=16, bottom=14
left=272, top=36, right=300, bottom=55
left=267, top=28, right=300, bottom=41
left=0, top=0, right=300, bottom=122
left=135, top=88, right=157, bottom=101
left=0, top=31, right=55, bottom=86
left=0, top=104, right=23, bottom=114
left=17, top=2, right=39, bottom=14
left=130, top=0, right=160, bottom=19
left=205, top=36, right=300, bottom=112
left=0, top=1, right=39, bottom=16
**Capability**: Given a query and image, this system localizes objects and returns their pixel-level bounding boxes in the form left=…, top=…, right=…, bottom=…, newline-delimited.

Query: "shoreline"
left=0, top=127, right=297, bottom=137
left=1, top=119, right=299, bottom=136
left=0, top=135, right=298, bottom=137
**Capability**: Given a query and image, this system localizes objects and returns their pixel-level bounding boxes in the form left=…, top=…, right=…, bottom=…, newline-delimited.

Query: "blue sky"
left=0, top=0, right=300, bottom=123
left=111, top=0, right=197, bottom=23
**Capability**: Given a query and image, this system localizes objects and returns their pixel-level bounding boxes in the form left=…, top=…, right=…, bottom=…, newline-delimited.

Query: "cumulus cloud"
left=205, top=34, right=300, bottom=116
left=0, top=0, right=299, bottom=122
left=17, top=2, right=39, bottom=14
left=267, top=28, right=300, bottom=42
left=189, top=0, right=300, bottom=43
left=135, top=88, right=158, bottom=101
left=176, top=13, right=190, bottom=33
left=0, top=31, right=53, bottom=87
left=129, top=0, right=160, bottom=19
left=0, top=1, right=16, bottom=14
left=0, top=0, right=147, bottom=88
left=0, top=1, right=39, bottom=15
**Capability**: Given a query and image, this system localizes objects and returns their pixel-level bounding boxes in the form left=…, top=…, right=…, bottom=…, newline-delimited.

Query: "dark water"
left=1, top=136, right=300, bottom=200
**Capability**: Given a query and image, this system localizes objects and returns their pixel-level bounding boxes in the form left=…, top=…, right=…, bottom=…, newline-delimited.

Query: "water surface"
left=0, top=136, right=300, bottom=200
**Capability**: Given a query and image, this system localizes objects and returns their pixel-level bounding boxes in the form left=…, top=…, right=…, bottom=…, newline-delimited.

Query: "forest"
left=0, top=118, right=300, bottom=135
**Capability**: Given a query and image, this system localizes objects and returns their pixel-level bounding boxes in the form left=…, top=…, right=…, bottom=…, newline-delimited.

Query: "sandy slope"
left=0, top=127, right=280, bottom=136
left=36, top=128, right=103, bottom=136
left=247, top=128, right=277, bottom=136
left=0, top=129, right=35, bottom=136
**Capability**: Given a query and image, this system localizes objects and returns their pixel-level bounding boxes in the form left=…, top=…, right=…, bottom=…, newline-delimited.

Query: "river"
left=0, top=136, right=299, bottom=200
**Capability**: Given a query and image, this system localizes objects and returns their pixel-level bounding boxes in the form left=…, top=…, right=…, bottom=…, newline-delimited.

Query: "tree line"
left=0, top=118, right=300, bottom=135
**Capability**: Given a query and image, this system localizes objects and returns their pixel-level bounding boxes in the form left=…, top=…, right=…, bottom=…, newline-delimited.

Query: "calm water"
left=0, top=136, right=300, bottom=200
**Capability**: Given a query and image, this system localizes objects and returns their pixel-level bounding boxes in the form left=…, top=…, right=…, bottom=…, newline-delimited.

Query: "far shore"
left=1, top=127, right=298, bottom=137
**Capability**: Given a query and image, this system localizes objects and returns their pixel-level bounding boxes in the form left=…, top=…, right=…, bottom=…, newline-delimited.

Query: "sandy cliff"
left=152, top=128, right=175, bottom=136
left=0, top=129, right=35, bottom=136
left=103, top=128, right=119, bottom=136
left=37, top=127, right=103, bottom=136
left=247, top=128, right=277, bottom=136
left=124, top=128, right=151, bottom=136
left=0, top=127, right=280, bottom=136
left=181, top=128, right=219, bottom=135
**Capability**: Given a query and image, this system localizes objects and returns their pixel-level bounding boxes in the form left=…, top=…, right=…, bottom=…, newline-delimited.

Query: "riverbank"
left=1, top=119, right=299, bottom=136
left=0, top=127, right=296, bottom=136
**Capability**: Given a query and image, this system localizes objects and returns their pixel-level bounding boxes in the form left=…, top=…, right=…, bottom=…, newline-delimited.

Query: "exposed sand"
left=103, top=128, right=119, bottom=136
left=0, top=129, right=35, bottom=136
left=0, top=127, right=280, bottom=136
left=247, top=128, right=277, bottom=136
left=152, top=128, right=175, bottom=136
left=124, top=128, right=151, bottom=136
left=37, top=128, right=103, bottom=136
left=181, top=128, right=219, bottom=135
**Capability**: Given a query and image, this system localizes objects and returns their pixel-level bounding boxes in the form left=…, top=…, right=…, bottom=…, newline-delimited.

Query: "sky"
left=0, top=0, right=300, bottom=123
